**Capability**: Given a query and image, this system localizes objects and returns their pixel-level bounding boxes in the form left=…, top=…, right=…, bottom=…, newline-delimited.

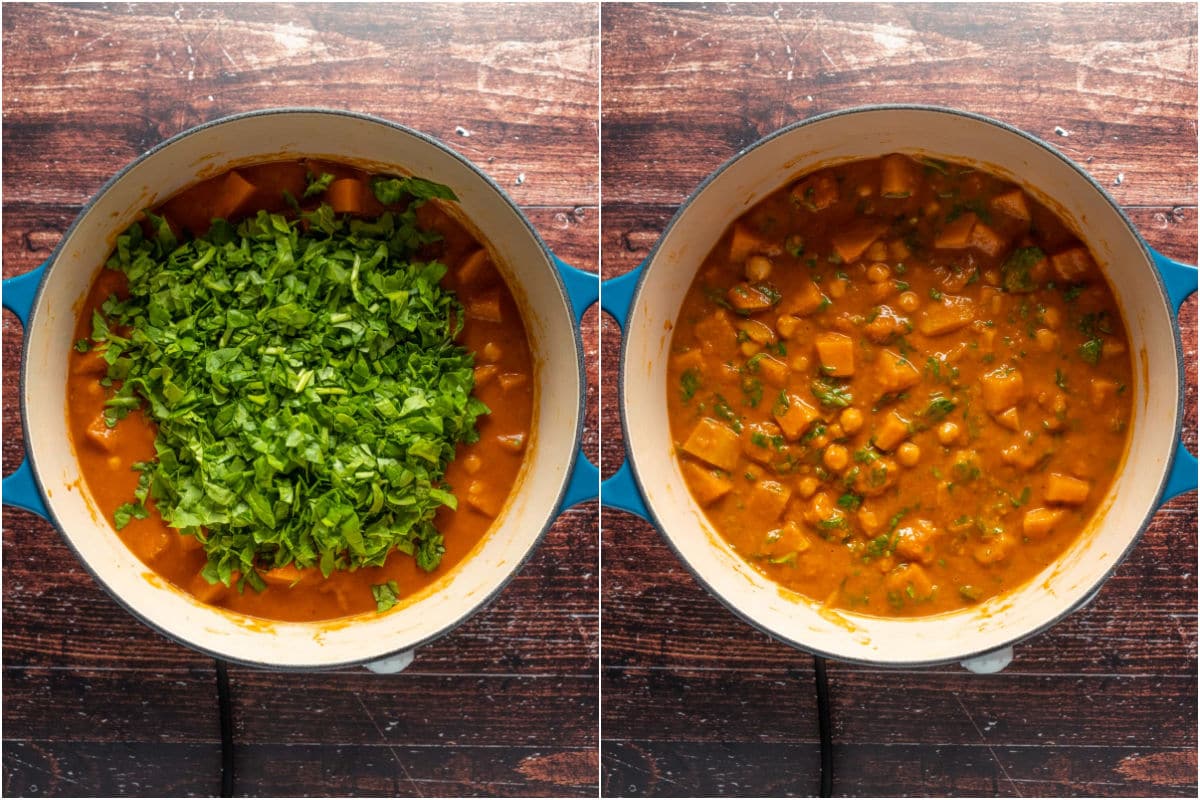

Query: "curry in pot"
left=667, top=153, right=1133, bottom=617
left=68, top=160, right=533, bottom=621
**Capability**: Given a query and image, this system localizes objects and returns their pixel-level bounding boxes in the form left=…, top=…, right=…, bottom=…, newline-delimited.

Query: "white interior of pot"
left=623, top=107, right=1179, bottom=666
left=24, top=110, right=581, bottom=668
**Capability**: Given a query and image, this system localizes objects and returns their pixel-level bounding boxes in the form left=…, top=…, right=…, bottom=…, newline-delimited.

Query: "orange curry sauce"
left=667, top=154, right=1133, bottom=617
left=67, top=160, right=533, bottom=621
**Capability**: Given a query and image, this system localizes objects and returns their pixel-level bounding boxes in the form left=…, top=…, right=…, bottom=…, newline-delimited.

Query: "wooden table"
left=2, top=4, right=598, bottom=796
left=600, top=3, right=1196, bottom=797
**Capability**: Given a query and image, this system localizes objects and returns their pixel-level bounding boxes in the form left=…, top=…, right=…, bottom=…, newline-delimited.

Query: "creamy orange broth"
left=667, top=154, right=1133, bottom=617
left=67, top=160, right=533, bottom=621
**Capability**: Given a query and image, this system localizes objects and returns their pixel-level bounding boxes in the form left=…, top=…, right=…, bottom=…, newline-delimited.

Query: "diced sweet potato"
left=467, top=480, right=505, bottom=517
left=466, top=293, right=503, bottom=322
left=739, top=318, right=777, bottom=344
left=682, top=460, right=733, bottom=506
left=755, top=354, right=790, bottom=388
left=894, top=519, right=940, bottom=565
left=210, top=169, right=258, bottom=222
left=863, top=305, right=906, bottom=344
left=1001, top=442, right=1043, bottom=471
left=496, top=433, right=526, bottom=453
left=1023, top=507, right=1065, bottom=538
left=1045, top=473, right=1090, bottom=505
left=875, top=349, right=921, bottom=393
left=729, top=222, right=774, bottom=263
left=973, top=532, right=1014, bottom=564
left=262, top=563, right=320, bottom=588
left=968, top=221, right=1007, bottom=258
left=872, top=410, right=912, bottom=452
left=748, top=480, right=792, bottom=523
left=885, top=562, right=934, bottom=599
left=498, top=372, right=528, bottom=391
left=727, top=282, right=777, bottom=313
left=934, top=212, right=978, bottom=249
left=1050, top=246, right=1096, bottom=282
left=791, top=173, right=839, bottom=211
left=981, top=367, right=1025, bottom=413
left=917, top=294, right=975, bottom=336
left=995, top=407, right=1020, bottom=431
left=743, top=422, right=783, bottom=464
left=815, top=331, right=855, bottom=377
left=695, top=309, right=739, bottom=360
left=761, top=520, right=812, bottom=557
left=990, top=189, right=1031, bottom=222
left=880, top=154, right=918, bottom=198
left=85, top=414, right=118, bottom=452
left=326, top=178, right=366, bottom=215
left=831, top=220, right=888, bottom=264
left=783, top=279, right=827, bottom=317
left=458, top=249, right=498, bottom=286
left=682, top=417, right=742, bottom=471
left=773, top=393, right=821, bottom=440
left=474, top=364, right=498, bottom=386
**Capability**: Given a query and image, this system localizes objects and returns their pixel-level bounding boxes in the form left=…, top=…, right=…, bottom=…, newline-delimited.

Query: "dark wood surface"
left=600, top=3, right=1197, bottom=798
left=2, top=3, right=598, bottom=797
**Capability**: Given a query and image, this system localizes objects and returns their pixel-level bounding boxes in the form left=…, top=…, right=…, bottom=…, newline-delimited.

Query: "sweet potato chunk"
left=968, top=221, right=1007, bottom=258
left=990, top=189, right=1031, bottom=222
left=872, top=410, right=912, bottom=452
left=743, top=422, right=784, bottom=464
left=747, top=480, right=792, bottom=524
left=917, top=294, right=975, bottom=336
left=727, top=282, right=777, bottom=314
left=885, top=563, right=934, bottom=600
left=682, top=461, right=733, bottom=506
left=815, top=331, right=855, bottom=377
left=792, top=173, right=839, bottom=211
left=1050, top=246, right=1096, bottom=282
left=682, top=418, right=742, bottom=471
left=1023, top=507, right=1065, bottom=538
left=981, top=367, right=1025, bottom=414
left=880, top=153, right=918, bottom=198
left=458, top=249, right=498, bottom=286
left=761, top=520, right=812, bottom=557
left=832, top=220, right=887, bottom=264
left=773, top=393, right=821, bottom=440
left=783, top=279, right=827, bottom=317
left=466, top=293, right=503, bottom=322
left=755, top=354, right=790, bottom=388
left=211, top=169, right=258, bottom=222
left=894, top=519, right=940, bottom=565
left=875, top=349, right=921, bottom=393
left=729, top=222, right=774, bottom=263
left=934, top=212, right=977, bottom=249
left=695, top=309, right=739, bottom=360
left=1045, top=473, right=1090, bottom=505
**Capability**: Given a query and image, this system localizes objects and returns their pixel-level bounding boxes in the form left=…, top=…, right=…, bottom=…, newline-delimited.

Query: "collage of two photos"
left=3, top=2, right=1196, bottom=797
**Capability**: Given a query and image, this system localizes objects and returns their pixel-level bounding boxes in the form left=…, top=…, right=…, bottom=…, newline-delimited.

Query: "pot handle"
left=549, top=253, right=601, bottom=509
left=2, top=263, right=50, bottom=519
left=1150, top=249, right=1198, bottom=502
left=552, top=253, right=599, bottom=324
left=595, top=262, right=652, bottom=519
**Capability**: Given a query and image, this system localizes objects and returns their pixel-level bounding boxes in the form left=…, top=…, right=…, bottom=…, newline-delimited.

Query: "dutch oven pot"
left=604, top=105, right=1196, bottom=672
left=2, top=108, right=598, bottom=672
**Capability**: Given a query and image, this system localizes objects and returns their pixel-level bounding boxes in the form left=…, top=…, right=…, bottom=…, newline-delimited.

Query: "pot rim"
left=18, top=107, right=587, bottom=670
left=618, top=103, right=1185, bottom=667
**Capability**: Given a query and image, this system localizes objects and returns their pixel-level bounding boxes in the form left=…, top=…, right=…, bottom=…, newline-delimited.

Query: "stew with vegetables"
left=667, top=153, right=1133, bottom=617
left=68, top=160, right=534, bottom=621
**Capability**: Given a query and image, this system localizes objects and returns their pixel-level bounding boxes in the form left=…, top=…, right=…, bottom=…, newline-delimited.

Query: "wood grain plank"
left=4, top=741, right=598, bottom=797
left=601, top=741, right=1197, bottom=798
left=600, top=3, right=1196, bottom=206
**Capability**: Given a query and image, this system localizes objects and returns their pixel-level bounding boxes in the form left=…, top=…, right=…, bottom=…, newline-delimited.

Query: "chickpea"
left=937, top=421, right=960, bottom=445
left=867, top=262, right=891, bottom=283
left=745, top=255, right=773, bottom=282
left=798, top=476, right=820, bottom=498
left=482, top=341, right=503, bottom=362
left=840, top=407, right=864, bottom=434
left=828, top=278, right=847, bottom=299
left=866, top=241, right=889, bottom=262
left=1042, top=306, right=1062, bottom=329
left=740, top=340, right=762, bottom=357
left=897, top=442, right=921, bottom=467
left=823, top=444, right=849, bottom=472
left=983, top=269, right=1001, bottom=286
left=776, top=314, right=799, bottom=339
left=1034, top=328, right=1058, bottom=352
left=898, top=291, right=920, bottom=312
left=790, top=355, right=810, bottom=372
left=463, top=454, right=483, bottom=474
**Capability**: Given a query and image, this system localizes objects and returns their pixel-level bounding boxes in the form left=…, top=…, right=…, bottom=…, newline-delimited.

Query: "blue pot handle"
left=3, top=261, right=47, bottom=327
left=2, top=263, right=50, bottom=519
left=600, top=459, right=648, bottom=520
left=1150, top=248, right=1197, bottom=502
left=552, top=254, right=599, bottom=325
left=2, top=459, right=48, bottom=519
left=600, top=260, right=647, bottom=328
left=560, top=453, right=599, bottom=511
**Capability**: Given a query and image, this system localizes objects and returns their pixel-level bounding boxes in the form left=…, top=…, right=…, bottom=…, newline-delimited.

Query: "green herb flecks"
left=89, top=180, right=485, bottom=595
